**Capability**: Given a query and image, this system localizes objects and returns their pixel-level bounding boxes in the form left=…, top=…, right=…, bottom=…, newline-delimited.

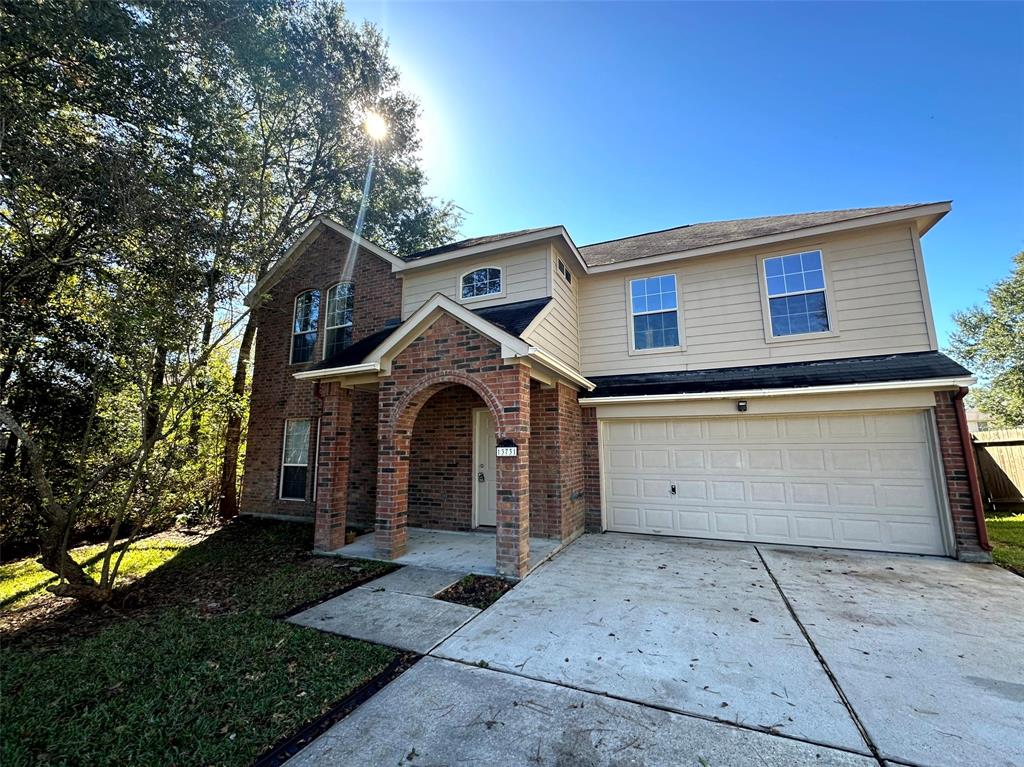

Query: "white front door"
left=473, top=408, right=498, bottom=527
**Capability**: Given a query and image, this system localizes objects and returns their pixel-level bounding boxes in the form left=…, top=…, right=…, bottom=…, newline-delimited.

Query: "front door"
left=473, top=408, right=498, bottom=527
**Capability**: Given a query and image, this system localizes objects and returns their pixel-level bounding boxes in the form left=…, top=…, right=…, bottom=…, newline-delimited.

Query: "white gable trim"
left=370, top=293, right=531, bottom=368
left=245, top=216, right=403, bottom=306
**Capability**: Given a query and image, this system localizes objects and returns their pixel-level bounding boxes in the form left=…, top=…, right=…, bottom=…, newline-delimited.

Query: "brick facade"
left=933, top=391, right=989, bottom=560
left=241, top=226, right=402, bottom=520
left=530, top=382, right=585, bottom=540
left=408, top=386, right=485, bottom=531
left=375, top=314, right=535, bottom=576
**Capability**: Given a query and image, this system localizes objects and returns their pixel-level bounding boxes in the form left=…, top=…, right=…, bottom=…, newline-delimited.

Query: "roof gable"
left=245, top=216, right=403, bottom=306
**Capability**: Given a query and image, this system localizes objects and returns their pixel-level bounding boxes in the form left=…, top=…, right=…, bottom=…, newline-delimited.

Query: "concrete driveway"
left=294, top=534, right=1024, bottom=766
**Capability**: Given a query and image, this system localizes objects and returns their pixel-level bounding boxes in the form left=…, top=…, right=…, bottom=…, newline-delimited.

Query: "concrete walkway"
left=288, top=657, right=876, bottom=767
left=286, top=566, right=477, bottom=653
left=333, top=527, right=562, bottom=575
left=289, top=534, right=1024, bottom=766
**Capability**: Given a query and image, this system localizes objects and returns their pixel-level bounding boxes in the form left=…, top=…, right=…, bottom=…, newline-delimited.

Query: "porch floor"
left=332, top=528, right=562, bottom=576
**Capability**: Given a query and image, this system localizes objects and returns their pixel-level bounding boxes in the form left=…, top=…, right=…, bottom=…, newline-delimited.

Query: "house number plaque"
left=496, top=438, right=517, bottom=457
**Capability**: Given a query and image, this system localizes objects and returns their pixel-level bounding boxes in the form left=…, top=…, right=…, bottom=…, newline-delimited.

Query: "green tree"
left=948, top=251, right=1024, bottom=428
left=0, top=0, right=458, bottom=603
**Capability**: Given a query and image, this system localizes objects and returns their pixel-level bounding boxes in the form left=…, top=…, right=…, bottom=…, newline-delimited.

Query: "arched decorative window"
left=460, top=267, right=502, bottom=300
left=324, top=282, right=354, bottom=358
left=290, top=289, right=320, bottom=364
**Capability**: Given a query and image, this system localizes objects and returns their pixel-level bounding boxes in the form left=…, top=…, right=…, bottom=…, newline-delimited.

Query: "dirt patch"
left=435, top=574, right=514, bottom=610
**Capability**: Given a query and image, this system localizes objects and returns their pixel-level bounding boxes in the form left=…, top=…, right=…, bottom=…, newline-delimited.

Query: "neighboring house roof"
left=579, top=204, right=946, bottom=266
left=308, top=297, right=553, bottom=373
left=404, top=228, right=556, bottom=261
left=582, top=351, right=972, bottom=399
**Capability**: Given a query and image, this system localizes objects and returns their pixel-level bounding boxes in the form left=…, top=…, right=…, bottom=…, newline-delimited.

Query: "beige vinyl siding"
left=400, top=244, right=550, bottom=319
left=579, top=224, right=935, bottom=377
left=521, top=245, right=582, bottom=371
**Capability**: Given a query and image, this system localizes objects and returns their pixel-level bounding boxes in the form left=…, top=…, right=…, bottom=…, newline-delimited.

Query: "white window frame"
left=458, top=265, right=505, bottom=303
left=279, top=418, right=311, bottom=501
left=757, top=247, right=839, bottom=343
left=626, top=272, right=684, bottom=355
left=322, top=282, right=354, bottom=360
left=290, top=289, right=320, bottom=364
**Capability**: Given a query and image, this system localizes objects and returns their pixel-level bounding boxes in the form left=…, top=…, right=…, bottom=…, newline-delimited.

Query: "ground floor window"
left=280, top=419, right=310, bottom=500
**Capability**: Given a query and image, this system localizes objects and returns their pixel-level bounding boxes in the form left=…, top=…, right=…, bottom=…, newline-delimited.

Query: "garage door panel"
left=673, top=449, right=705, bottom=469
left=603, top=411, right=947, bottom=556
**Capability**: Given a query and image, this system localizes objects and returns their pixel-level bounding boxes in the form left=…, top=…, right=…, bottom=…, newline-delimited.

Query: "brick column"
left=375, top=387, right=409, bottom=560
left=496, top=365, right=531, bottom=577
left=557, top=384, right=585, bottom=540
left=934, top=391, right=990, bottom=561
left=582, top=406, right=601, bottom=532
left=314, top=383, right=353, bottom=551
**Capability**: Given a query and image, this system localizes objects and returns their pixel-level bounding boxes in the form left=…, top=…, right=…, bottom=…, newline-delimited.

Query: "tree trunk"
left=144, top=346, right=167, bottom=441
left=38, top=513, right=105, bottom=599
left=217, top=316, right=256, bottom=519
left=187, top=268, right=220, bottom=455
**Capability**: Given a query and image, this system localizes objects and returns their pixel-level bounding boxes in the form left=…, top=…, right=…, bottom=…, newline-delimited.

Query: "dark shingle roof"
left=404, top=227, right=555, bottom=261
left=579, top=204, right=944, bottom=266
left=582, top=352, right=971, bottom=399
left=311, top=327, right=395, bottom=371
left=311, top=297, right=551, bottom=371
left=471, top=297, right=551, bottom=336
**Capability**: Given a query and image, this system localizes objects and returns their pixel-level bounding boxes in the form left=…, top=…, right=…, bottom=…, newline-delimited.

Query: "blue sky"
left=348, top=1, right=1024, bottom=345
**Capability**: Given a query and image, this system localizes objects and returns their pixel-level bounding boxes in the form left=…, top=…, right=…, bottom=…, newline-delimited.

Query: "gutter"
left=579, top=376, right=977, bottom=405
left=526, top=347, right=596, bottom=391
left=293, top=362, right=380, bottom=381
left=953, top=387, right=992, bottom=552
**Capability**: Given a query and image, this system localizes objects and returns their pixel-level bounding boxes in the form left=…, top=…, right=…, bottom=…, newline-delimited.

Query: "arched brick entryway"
left=376, top=366, right=532, bottom=577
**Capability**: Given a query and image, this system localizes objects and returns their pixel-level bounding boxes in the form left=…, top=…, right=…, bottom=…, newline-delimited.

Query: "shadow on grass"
left=0, top=538, right=191, bottom=612
left=2, top=518, right=400, bottom=767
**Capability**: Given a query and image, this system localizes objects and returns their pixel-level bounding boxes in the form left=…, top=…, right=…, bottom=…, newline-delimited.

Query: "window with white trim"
left=461, top=267, right=501, bottom=299
left=291, top=289, right=320, bottom=364
left=764, top=250, right=830, bottom=337
left=629, top=274, right=680, bottom=350
left=324, top=282, right=354, bottom=358
left=280, top=419, right=310, bottom=500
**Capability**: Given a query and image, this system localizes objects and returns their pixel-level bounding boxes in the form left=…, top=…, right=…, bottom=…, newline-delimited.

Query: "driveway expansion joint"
left=428, top=651, right=879, bottom=762
left=754, top=545, right=885, bottom=766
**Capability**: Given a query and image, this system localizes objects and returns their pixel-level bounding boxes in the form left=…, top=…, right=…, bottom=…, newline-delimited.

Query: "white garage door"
left=602, top=411, right=948, bottom=555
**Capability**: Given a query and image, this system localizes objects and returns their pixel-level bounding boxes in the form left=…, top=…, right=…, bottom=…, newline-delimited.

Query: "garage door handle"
left=670, top=484, right=677, bottom=496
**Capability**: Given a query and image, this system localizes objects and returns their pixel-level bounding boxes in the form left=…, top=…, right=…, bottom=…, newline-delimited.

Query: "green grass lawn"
left=987, top=513, right=1024, bottom=575
left=0, top=533, right=191, bottom=610
left=2, top=520, right=396, bottom=766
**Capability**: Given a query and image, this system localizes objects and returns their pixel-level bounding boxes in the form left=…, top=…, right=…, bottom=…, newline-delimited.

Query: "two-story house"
left=241, top=201, right=990, bottom=577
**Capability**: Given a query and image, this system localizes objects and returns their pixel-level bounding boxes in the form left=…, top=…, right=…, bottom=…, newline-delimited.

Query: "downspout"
left=953, top=387, right=992, bottom=551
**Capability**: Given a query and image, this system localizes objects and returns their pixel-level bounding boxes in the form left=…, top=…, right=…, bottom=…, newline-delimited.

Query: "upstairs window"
left=280, top=419, right=310, bottom=500
left=324, top=282, right=354, bottom=358
left=461, top=267, right=502, bottom=299
left=630, top=275, right=680, bottom=350
left=291, top=289, right=320, bottom=364
left=764, top=250, right=831, bottom=337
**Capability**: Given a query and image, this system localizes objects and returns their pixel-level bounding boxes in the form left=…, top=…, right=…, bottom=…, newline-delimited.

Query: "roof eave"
left=396, top=227, right=590, bottom=275
left=584, top=202, right=953, bottom=272
left=580, top=375, right=976, bottom=405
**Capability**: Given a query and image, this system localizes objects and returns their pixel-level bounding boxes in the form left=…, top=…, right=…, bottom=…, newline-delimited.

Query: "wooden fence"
left=973, top=429, right=1024, bottom=515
